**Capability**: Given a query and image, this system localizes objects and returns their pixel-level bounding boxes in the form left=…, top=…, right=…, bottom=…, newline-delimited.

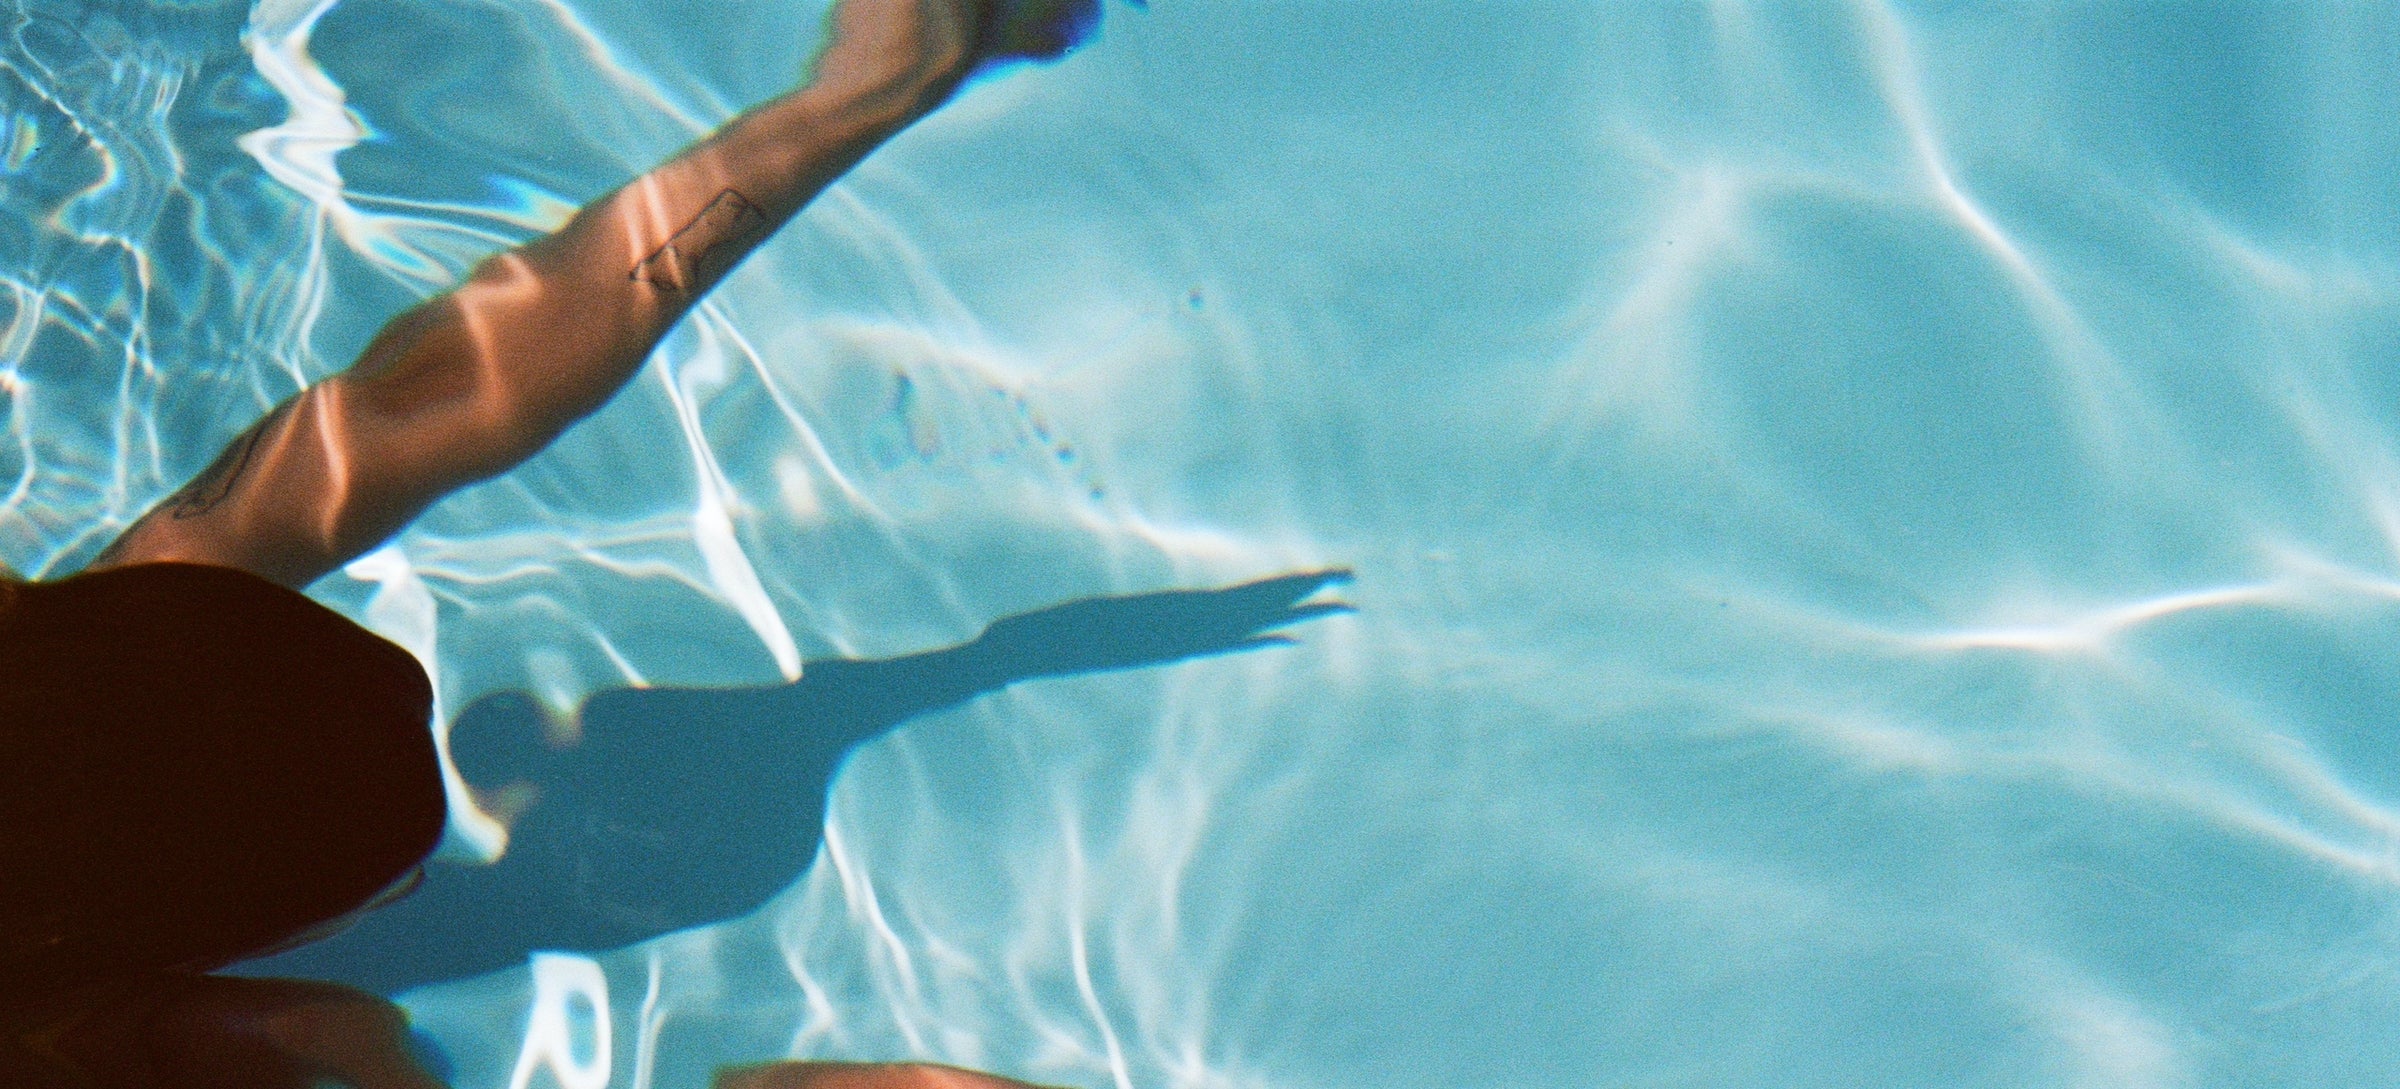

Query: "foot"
left=806, top=0, right=1123, bottom=109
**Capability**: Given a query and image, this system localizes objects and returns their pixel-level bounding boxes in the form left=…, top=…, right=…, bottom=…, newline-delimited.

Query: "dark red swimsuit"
left=0, top=563, right=445, bottom=1003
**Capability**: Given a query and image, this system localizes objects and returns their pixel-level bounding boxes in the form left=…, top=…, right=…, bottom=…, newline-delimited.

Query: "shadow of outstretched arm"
left=232, top=570, right=1352, bottom=995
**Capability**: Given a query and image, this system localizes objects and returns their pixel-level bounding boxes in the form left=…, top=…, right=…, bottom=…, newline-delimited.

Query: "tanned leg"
left=90, top=0, right=1093, bottom=589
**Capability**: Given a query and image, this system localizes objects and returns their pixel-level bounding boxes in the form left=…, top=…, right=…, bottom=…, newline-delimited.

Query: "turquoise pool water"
left=9, top=1, right=2400, bottom=1086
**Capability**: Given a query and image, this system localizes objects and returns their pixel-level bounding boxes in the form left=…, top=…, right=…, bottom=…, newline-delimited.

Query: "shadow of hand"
left=970, top=568, right=1354, bottom=681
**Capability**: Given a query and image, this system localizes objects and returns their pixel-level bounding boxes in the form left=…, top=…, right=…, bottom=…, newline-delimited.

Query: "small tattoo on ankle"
left=630, top=189, right=769, bottom=293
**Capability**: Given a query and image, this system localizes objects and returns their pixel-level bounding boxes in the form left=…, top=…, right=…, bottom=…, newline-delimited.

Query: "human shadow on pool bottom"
left=231, top=570, right=1351, bottom=996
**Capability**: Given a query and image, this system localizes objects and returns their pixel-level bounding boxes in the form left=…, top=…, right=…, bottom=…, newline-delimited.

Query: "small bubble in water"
left=4, top=118, right=38, bottom=172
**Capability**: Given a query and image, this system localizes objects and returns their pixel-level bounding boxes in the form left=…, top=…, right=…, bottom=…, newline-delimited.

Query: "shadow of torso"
left=232, top=654, right=972, bottom=994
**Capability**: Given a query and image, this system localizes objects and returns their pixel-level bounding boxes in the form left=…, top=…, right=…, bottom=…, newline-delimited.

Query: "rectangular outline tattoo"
left=629, top=189, right=769, bottom=294
left=168, top=400, right=292, bottom=520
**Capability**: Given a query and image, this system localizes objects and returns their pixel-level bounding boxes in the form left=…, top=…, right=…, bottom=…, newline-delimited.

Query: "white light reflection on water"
left=9, top=0, right=2400, bottom=1086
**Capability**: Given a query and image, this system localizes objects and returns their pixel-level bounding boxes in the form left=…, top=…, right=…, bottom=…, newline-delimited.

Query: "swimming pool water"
left=8, top=1, right=2400, bottom=1086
